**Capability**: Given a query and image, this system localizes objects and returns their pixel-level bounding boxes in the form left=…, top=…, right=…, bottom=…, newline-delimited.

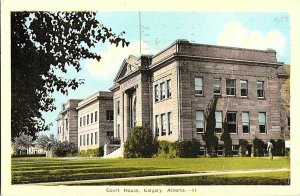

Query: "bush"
left=11, top=154, right=46, bottom=158
left=52, top=141, right=77, bottom=157
left=156, top=141, right=177, bottom=158
left=253, top=138, right=266, bottom=157
left=173, top=139, right=201, bottom=158
left=78, top=147, right=104, bottom=157
left=124, top=126, right=158, bottom=158
left=273, top=139, right=285, bottom=156
left=239, top=139, right=248, bottom=157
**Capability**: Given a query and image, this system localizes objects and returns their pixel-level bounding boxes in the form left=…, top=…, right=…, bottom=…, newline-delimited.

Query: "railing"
left=107, top=137, right=121, bottom=145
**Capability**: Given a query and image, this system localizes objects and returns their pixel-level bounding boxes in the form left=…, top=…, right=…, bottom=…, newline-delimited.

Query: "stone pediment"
left=114, top=55, right=139, bottom=82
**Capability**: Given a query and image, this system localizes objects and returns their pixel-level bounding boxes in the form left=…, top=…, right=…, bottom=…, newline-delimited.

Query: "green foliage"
left=239, top=139, right=249, bottom=157
left=173, top=139, right=201, bottom=158
left=253, top=138, right=266, bottom=157
left=35, top=134, right=56, bottom=150
left=79, top=147, right=104, bottom=157
left=203, top=98, right=219, bottom=157
left=12, top=154, right=46, bottom=158
left=221, top=117, right=232, bottom=157
left=52, top=141, right=77, bottom=157
left=124, top=126, right=158, bottom=158
left=13, top=133, right=33, bottom=154
left=11, top=12, right=129, bottom=139
left=272, top=139, right=285, bottom=156
left=155, top=141, right=177, bottom=158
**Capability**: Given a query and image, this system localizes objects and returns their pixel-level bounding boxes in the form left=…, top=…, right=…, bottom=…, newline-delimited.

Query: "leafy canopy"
left=11, top=12, right=129, bottom=139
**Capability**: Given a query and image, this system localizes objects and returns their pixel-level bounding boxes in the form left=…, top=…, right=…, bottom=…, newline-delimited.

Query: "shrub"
left=253, top=138, right=266, bottom=157
left=173, top=139, right=201, bottom=158
left=156, top=141, right=176, bottom=158
left=273, top=139, right=285, bottom=156
left=239, top=139, right=248, bottom=157
left=124, top=126, right=158, bottom=158
left=52, top=141, right=77, bottom=157
left=78, top=147, right=104, bottom=157
left=221, top=118, right=232, bottom=157
left=11, top=154, right=46, bottom=158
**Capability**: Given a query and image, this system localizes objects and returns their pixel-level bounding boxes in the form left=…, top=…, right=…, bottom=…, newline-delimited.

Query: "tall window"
left=65, top=119, right=68, bottom=131
left=91, top=133, right=93, bottom=145
left=196, top=111, right=204, bottom=133
left=242, top=112, right=250, bottom=133
left=168, top=112, right=172, bottom=135
left=95, top=132, right=98, bottom=144
left=240, top=80, right=248, bottom=97
left=195, top=77, right=203, bottom=95
left=83, top=134, right=86, bottom=145
left=226, top=79, right=236, bottom=96
left=259, top=112, right=266, bottom=133
left=91, top=113, right=93, bottom=123
left=106, top=110, right=114, bottom=121
left=87, top=134, right=89, bottom=145
left=154, top=85, right=160, bottom=102
left=83, top=116, right=86, bottom=126
left=227, top=112, right=237, bottom=133
left=160, top=82, right=166, bottom=100
left=132, top=97, right=136, bottom=127
left=80, top=135, right=82, bottom=146
left=80, top=117, right=82, bottom=127
left=87, top=115, right=89, bottom=125
left=167, top=80, right=171, bottom=98
left=117, top=124, right=120, bottom=138
left=155, top=115, right=160, bottom=136
left=95, top=111, right=98, bottom=122
left=257, top=81, right=265, bottom=98
left=215, top=111, right=222, bottom=133
left=214, top=78, right=221, bottom=95
left=161, top=114, right=166, bottom=136
left=117, top=100, right=120, bottom=115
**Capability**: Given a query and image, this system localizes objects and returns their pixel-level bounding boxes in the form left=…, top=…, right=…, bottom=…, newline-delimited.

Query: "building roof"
left=76, top=91, right=113, bottom=110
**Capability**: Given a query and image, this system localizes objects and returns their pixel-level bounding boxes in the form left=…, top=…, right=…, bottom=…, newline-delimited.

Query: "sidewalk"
left=29, top=168, right=289, bottom=186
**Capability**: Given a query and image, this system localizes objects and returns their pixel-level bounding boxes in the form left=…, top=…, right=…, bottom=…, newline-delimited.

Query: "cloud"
left=85, top=40, right=150, bottom=80
left=217, top=21, right=286, bottom=55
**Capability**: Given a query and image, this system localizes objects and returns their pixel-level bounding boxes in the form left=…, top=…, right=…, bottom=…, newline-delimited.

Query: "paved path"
left=29, top=168, right=289, bottom=186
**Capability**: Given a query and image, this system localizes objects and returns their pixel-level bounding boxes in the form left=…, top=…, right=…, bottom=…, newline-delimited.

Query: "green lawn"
left=11, top=157, right=290, bottom=184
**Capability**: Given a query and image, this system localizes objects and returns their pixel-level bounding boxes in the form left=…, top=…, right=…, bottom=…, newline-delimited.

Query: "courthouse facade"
left=110, top=40, right=288, bottom=155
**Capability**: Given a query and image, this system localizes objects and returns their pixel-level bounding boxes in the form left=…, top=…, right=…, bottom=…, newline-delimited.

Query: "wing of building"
left=110, top=39, right=289, bottom=156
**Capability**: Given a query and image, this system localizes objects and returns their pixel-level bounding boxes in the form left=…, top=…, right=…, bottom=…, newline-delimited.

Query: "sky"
left=42, top=12, right=290, bottom=137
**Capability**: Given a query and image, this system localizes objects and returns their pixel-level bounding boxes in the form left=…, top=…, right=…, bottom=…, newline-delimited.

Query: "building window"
left=87, top=114, right=89, bottom=125
left=257, top=81, right=265, bottom=98
left=226, top=79, right=236, bottom=96
left=167, top=80, right=171, bottom=98
left=83, top=116, right=86, bottom=126
left=242, top=112, right=250, bottom=133
left=91, top=133, right=93, bottom=145
left=95, top=132, right=98, bottom=144
left=65, top=118, right=68, bottom=131
left=155, top=115, right=160, bottom=136
left=160, top=82, right=166, bottom=100
left=83, top=134, right=86, bottom=145
left=227, top=112, right=237, bottom=133
left=80, top=135, right=82, bottom=146
left=240, top=80, right=248, bottom=97
left=91, top=113, right=93, bottom=123
left=196, top=111, right=204, bottom=133
left=95, top=111, right=98, bottom=122
left=215, top=111, right=222, bottom=133
left=80, top=117, right=82, bottom=127
left=117, top=101, right=120, bottom=115
left=154, top=85, right=160, bottom=102
left=168, top=112, right=172, bottom=135
left=161, top=114, right=167, bottom=136
left=132, top=97, right=136, bottom=127
left=199, top=146, right=206, bottom=156
left=117, top=124, right=120, bottom=138
left=217, top=146, right=224, bottom=156
left=87, top=134, right=89, bottom=145
left=214, top=78, right=221, bottom=95
left=106, top=110, right=114, bottom=121
left=259, top=112, right=267, bottom=133
left=232, top=145, right=239, bottom=156
left=195, top=77, right=203, bottom=95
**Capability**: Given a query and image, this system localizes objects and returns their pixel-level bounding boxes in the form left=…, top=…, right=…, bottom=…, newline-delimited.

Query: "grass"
left=11, top=156, right=290, bottom=184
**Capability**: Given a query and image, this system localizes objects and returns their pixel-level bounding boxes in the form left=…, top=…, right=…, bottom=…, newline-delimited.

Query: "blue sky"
left=42, top=12, right=290, bottom=136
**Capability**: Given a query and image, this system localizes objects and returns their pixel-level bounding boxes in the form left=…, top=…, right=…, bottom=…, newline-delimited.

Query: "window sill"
left=226, top=95, right=236, bottom=97
left=154, top=97, right=172, bottom=104
left=195, top=94, right=204, bottom=97
left=196, top=132, right=205, bottom=134
left=257, top=97, right=266, bottom=100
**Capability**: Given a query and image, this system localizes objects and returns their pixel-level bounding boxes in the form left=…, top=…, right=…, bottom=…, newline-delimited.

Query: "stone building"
left=110, top=39, right=288, bottom=156
left=77, top=91, right=114, bottom=151
left=56, top=99, right=82, bottom=146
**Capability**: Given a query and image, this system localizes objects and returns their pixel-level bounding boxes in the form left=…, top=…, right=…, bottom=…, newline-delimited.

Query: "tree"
left=220, top=116, right=232, bottom=157
left=124, top=126, right=157, bottom=158
left=13, top=133, right=33, bottom=154
left=52, top=141, right=77, bottom=157
left=203, top=98, right=219, bottom=157
left=35, top=134, right=56, bottom=150
left=11, top=12, right=129, bottom=139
